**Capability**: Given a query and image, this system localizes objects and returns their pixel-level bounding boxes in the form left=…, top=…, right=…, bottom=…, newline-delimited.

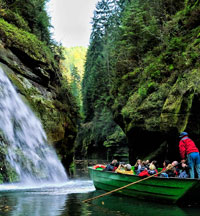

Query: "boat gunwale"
left=94, top=181, right=177, bottom=197
left=88, top=167, right=200, bottom=204
left=88, top=166, right=200, bottom=182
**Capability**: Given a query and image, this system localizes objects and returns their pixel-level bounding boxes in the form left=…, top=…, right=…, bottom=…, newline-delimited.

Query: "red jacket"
left=179, top=136, right=199, bottom=159
left=138, top=170, right=150, bottom=177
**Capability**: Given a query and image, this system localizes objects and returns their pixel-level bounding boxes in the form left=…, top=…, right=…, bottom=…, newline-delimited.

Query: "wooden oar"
left=82, top=164, right=175, bottom=203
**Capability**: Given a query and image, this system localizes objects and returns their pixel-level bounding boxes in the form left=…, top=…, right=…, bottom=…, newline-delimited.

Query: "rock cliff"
left=0, top=16, right=78, bottom=180
left=111, top=1, right=200, bottom=163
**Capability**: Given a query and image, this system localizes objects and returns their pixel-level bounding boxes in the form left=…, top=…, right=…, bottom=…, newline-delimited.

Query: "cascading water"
left=0, top=67, right=68, bottom=185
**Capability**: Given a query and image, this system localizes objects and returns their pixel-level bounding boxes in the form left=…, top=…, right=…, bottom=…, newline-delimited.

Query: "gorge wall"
left=81, top=0, right=200, bottom=165
left=111, top=0, right=200, bottom=164
left=0, top=3, right=78, bottom=181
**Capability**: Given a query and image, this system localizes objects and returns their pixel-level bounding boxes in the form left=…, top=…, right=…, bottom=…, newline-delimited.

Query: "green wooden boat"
left=88, top=167, right=200, bottom=204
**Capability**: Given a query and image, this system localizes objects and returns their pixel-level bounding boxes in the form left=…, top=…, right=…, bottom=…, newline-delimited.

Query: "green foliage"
left=103, top=129, right=125, bottom=148
left=79, top=0, right=200, bottom=161
left=82, top=0, right=128, bottom=121
left=55, top=77, right=79, bottom=125
left=78, top=0, right=130, bottom=159
left=0, top=137, right=19, bottom=183
left=0, top=18, right=57, bottom=70
left=168, top=37, right=186, bottom=51
left=169, top=64, right=174, bottom=71
left=144, top=63, right=161, bottom=80
left=0, top=0, right=62, bottom=68
left=138, top=81, right=158, bottom=99
left=0, top=8, right=30, bottom=31
left=138, top=85, right=147, bottom=98
left=1, top=0, right=52, bottom=44
left=61, top=47, right=87, bottom=115
left=62, top=47, right=87, bottom=79
left=76, top=107, right=127, bottom=160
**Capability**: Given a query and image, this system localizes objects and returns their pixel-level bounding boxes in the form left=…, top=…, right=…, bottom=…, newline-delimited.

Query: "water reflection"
left=87, top=191, right=186, bottom=216
left=0, top=180, right=200, bottom=216
left=0, top=192, right=67, bottom=216
left=0, top=180, right=95, bottom=216
left=79, top=192, right=200, bottom=216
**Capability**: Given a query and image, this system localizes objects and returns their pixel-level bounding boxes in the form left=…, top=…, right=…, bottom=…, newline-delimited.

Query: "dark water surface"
left=0, top=176, right=200, bottom=216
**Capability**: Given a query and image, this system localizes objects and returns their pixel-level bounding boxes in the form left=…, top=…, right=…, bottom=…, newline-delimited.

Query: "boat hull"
left=88, top=167, right=200, bottom=204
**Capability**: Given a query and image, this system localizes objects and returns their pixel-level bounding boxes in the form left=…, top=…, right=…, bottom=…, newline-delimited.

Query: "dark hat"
left=164, top=160, right=170, bottom=166
left=179, top=132, right=188, bottom=138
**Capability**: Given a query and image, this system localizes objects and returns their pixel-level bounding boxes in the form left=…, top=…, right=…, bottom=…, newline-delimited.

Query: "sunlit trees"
left=61, top=47, right=87, bottom=115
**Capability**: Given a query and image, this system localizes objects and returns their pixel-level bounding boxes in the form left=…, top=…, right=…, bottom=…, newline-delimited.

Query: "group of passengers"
left=134, top=159, right=189, bottom=178
left=103, top=159, right=189, bottom=178
left=103, top=131, right=200, bottom=179
left=103, top=159, right=133, bottom=175
left=134, top=159, right=158, bottom=176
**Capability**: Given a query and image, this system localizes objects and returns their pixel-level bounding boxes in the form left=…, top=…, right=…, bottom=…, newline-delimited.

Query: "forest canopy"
left=0, top=0, right=52, bottom=44
left=79, top=0, right=200, bottom=162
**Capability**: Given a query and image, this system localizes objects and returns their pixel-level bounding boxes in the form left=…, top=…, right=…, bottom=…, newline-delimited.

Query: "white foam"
left=0, top=67, right=67, bottom=184
left=0, top=180, right=95, bottom=195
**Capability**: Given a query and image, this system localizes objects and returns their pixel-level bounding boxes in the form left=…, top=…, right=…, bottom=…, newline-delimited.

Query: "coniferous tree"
left=82, top=0, right=128, bottom=121
left=1, top=0, right=51, bottom=43
left=79, top=0, right=129, bottom=160
left=80, top=0, right=200, bottom=162
left=70, top=65, right=82, bottom=107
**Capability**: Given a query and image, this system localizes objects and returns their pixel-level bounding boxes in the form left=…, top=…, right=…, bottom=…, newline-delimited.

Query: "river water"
left=0, top=66, right=200, bottom=215
left=0, top=174, right=200, bottom=216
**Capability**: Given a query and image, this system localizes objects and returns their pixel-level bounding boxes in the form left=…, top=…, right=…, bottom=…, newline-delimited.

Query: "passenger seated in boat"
left=143, top=160, right=150, bottom=169
left=148, top=161, right=158, bottom=175
left=172, top=161, right=180, bottom=177
left=103, top=159, right=119, bottom=172
left=161, top=160, right=171, bottom=172
left=134, top=159, right=145, bottom=175
left=138, top=169, right=149, bottom=177
left=138, top=161, right=158, bottom=177
left=165, top=165, right=176, bottom=177
left=160, top=160, right=171, bottom=178
left=160, top=161, right=179, bottom=178
left=179, top=162, right=189, bottom=178
left=115, top=164, right=133, bottom=175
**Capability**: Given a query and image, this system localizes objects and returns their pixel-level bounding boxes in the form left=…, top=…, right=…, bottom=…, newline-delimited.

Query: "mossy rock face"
left=160, top=68, right=200, bottom=133
left=111, top=3, right=200, bottom=163
left=0, top=9, right=30, bottom=32
left=0, top=135, right=19, bottom=183
left=161, top=78, right=196, bottom=132
left=119, top=67, right=200, bottom=163
left=0, top=62, right=77, bottom=171
left=75, top=108, right=128, bottom=162
left=0, top=22, right=77, bottom=174
left=0, top=18, right=58, bottom=81
left=1, top=61, right=77, bottom=151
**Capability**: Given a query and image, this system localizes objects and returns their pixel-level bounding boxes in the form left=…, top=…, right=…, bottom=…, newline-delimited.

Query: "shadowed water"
left=0, top=177, right=200, bottom=216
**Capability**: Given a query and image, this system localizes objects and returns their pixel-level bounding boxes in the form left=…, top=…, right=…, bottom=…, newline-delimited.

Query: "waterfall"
left=0, top=67, right=68, bottom=184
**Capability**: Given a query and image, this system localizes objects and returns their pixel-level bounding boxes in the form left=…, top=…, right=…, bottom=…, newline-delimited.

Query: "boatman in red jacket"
left=179, top=132, right=200, bottom=178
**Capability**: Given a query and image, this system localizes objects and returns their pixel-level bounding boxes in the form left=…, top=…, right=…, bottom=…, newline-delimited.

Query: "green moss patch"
left=0, top=18, right=56, bottom=70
